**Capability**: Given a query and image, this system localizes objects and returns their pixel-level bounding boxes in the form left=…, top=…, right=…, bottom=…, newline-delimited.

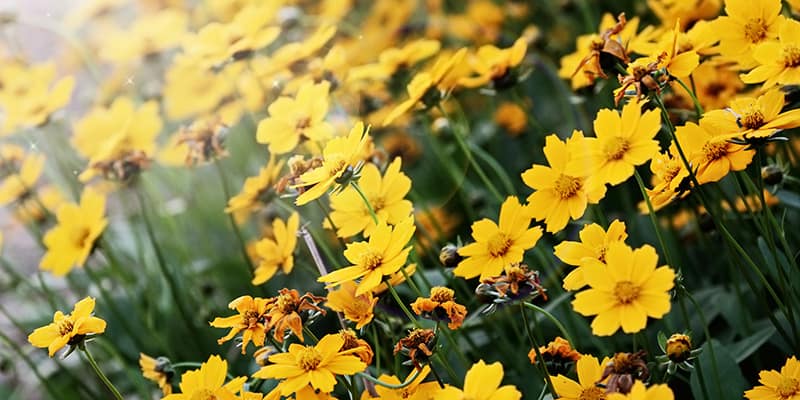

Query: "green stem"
left=385, top=281, right=421, bottom=328
left=673, top=76, right=704, bottom=118
left=356, top=369, right=420, bottom=389
left=213, top=159, right=255, bottom=280
left=522, top=302, right=576, bottom=348
left=633, top=169, right=676, bottom=268
left=520, top=303, right=557, bottom=398
left=81, top=344, right=124, bottom=400
left=351, top=181, right=378, bottom=224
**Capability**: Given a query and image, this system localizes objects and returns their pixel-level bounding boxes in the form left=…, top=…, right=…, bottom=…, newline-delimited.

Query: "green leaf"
left=730, top=324, right=776, bottom=363
left=690, top=339, right=747, bottom=400
left=776, top=188, right=800, bottom=209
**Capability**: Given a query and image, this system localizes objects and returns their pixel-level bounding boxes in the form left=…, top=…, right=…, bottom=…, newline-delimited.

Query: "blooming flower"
left=744, top=356, right=800, bottom=400
left=163, top=355, right=247, bottom=400
left=28, top=296, right=106, bottom=357
left=554, top=219, right=628, bottom=291
left=209, top=295, right=270, bottom=354
left=366, top=365, right=443, bottom=400
left=139, top=353, right=173, bottom=395
left=607, top=381, right=674, bottom=400
left=714, top=0, right=783, bottom=68
left=572, top=243, right=675, bottom=335
left=439, top=360, right=522, bottom=400
left=0, top=63, right=74, bottom=133
left=225, top=156, right=284, bottom=222
left=675, top=118, right=754, bottom=184
left=459, top=37, right=527, bottom=89
left=411, top=286, right=468, bottom=329
left=40, top=187, right=108, bottom=276
left=454, top=196, right=542, bottom=280
left=347, top=39, right=441, bottom=82
left=740, top=16, right=800, bottom=88
left=256, top=81, right=334, bottom=155
left=252, top=212, right=299, bottom=285
left=325, top=281, right=378, bottom=329
left=0, top=152, right=45, bottom=207
left=550, top=355, right=609, bottom=400
left=704, top=89, right=800, bottom=141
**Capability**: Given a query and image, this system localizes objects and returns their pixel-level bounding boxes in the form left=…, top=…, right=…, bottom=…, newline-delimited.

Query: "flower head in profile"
left=325, top=281, right=378, bottom=329
left=337, top=329, right=374, bottom=365
left=225, top=156, right=284, bottom=223
left=745, top=356, right=800, bottom=400
left=460, top=37, right=527, bottom=89
left=704, top=89, right=800, bottom=142
left=607, top=381, right=674, bottom=400
left=411, top=286, right=468, bottom=329
left=209, top=295, right=270, bottom=354
left=550, top=355, right=609, bottom=400
left=28, top=296, right=106, bottom=357
left=40, top=187, right=107, bottom=276
left=265, top=289, right=326, bottom=343
left=139, top=353, right=173, bottom=395
left=367, top=365, right=443, bottom=400
left=572, top=243, right=675, bottom=336
left=163, top=355, right=247, bottom=400
left=0, top=152, right=45, bottom=207
left=439, top=360, right=522, bottom=400
left=256, top=81, right=334, bottom=155
left=676, top=118, right=754, bottom=184
left=554, top=219, right=628, bottom=291
left=645, top=143, right=690, bottom=211
left=454, top=196, right=542, bottom=280
left=252, top=212, right=299, bottom=285
left=0, top=62, right=74, bottom=133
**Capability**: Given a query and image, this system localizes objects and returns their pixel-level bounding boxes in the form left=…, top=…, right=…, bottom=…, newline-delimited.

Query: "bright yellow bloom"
left=460, top=38, right=527, bottom=88
left=455, top=196, right=542, bottom=280
left=522, top=132, right=606, bottom=233
left=714, top=0, right=783, bottom=68
left=325, top=281, right=378, bottom=329
left=252, top=212, right=299, bottom=285
left=252, top=25, right=336, bottom=79
left=0, top=153, right=45, bottom=206
left=28, top=296, right=106, bottom=357
left=0, top=63, right=74, bottom=133
left=555, top=219, right=628, bottom=291
left=745, top=356, right=800, bottom=400
left=704, top=89, right=800, bottom=141
left=439, top=360, right=522, bottom=400
left=139, top=353, right=172, bottom=395
left=550, top=355, right=610, bottom=400
left=209, top=296, right=270, bottom=354
left=319, top=216, right=415, bottom=296
left=645, top=143, right=689, bottom=211
left=607, top=381, right=674, bottom=400
left=40, top=188, right=107, bottom=276
left=162, top=60, right=236, bottom=120
left=572, top=243, right=675, bottom=336
left=164, top=355, right=247, bottom=400
left=253, top=333, right=367, bottom=396
left=326, top=158, right=412, bottom=238
left=256, top=81, right=334, bottom=155
left=226, top=156, right=284, bottom=221
left=675, top=119, right=754, bottom=184
left=671, top=61, right=743, bottom=112
left=294, top=121, right=370, bottom=206
left=368, top=366, right=443, bottom=400
left=648, top=0, right=721, bottom=29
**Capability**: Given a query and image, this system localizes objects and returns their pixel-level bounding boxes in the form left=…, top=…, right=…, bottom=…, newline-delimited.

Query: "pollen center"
left=243, top=310, right=260, bottom=327
left=361, top=250, right=384, bottom=270
left=295, top=116, right=311, bottom=131
left=701, top=141, right=728, bottom=162
left=614, top=281, right=640, bottom=304
left=190, top=389, right=217, bottom=400
left=73, top=227, right=92, bottom=249
left=604, top=137, right=630, bottom=161
left=782, top=45, right=800, bottom=68
left=578, top=387, right=606, bottom=400
left=57, top=319, right=74, bottom=336
left=554, top=174, right=583, bottom=199
left=743, top=18, right=768, bottom=43
left=296, top=346, right=323, bottom=371
left=275, top=293, right=298, bottom=313
left=487, top=233, right=512, bottom=258
left=430, top=287, right=455, bottom=303
left=777, top=377, right=800, bottom=397
left=740, top=110, right=765, bottom=129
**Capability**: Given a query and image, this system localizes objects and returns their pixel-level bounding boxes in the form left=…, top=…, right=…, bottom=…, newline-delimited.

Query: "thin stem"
left=673, top=76, right=704, bottom=118
left=351, top=181, right=378, bottom=224
left=633, top=169, right=676, bottom=268
left=214, top=159, right=255, bottom=280
left=81, top=344, right=124, bottom=400
left=522, top=302, right=576, bottom=348
left=521, top=303, right=557, bottom=398
left=385, top=281, right=421, bottom=328
left=356, top=369, right=421, bottom=389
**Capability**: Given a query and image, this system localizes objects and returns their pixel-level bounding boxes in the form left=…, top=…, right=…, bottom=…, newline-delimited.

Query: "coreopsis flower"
left=98, top=9, right=187, bottom=63
left=325, top=281, right=378, bottom=329
left=714, top=0, right=783, bottom=69
left=163, top=355, right=247, bottom=400
left=550, top=355, right=610, bottom=400
left=438, top=360, right=522, bottom=400
left=460, top=37, right=527, bottom=89
left=522, top=132, right=607, bottom=233
left=528, top=336, right=581, bottom=366
left=648, top=0, right=721, bottom=29
left=318, top=216, right=415, bottom=296
left=476, top=264, right=548, bottom=308
left=675, top=118, right=754, bottom=184
left=608, top=382, right=674, bottom=400
left=337, top=329, right=374, bottom=365
left=0, top=153, right=45, bottom=207
left=14, top=184, right=65, bottom=224
left=0, top=63, right=74, bottom=133
left=225, top=156, right=284, bottom=221
left=645, top=143, right=690, bottom=211
left=584, top=99, right=661, bottom=185
left=347, top=39, right=441, bottom=82
left=252, top=212, right=299, bottom=285
left=209, top=295, right=270, bottom=354
left=27, top=296, right=106, bottom=357
left=394, top=329, right=438, bottom=369
left=40, top=187, right=107, bottom=276
left=572, top=243, right=675, bottom=336
left=174, top=117, right=229, bottom=165
left=601, top=351, right=650, bottom=394
left=252, top=333, right=367, bottom=396
left=554, top=220, right=628, bottom=291
left=326, top=158, right=413, bottom=238
left=744, top=356, right=800, bottom=400
left=251, top=25, right=336, bottom=78
left=411, top=286, right=468, bottom=329
left=704, top=89, right=800, bottom=142
left=162, top=60, right=237, bottom=120
left=454, top=196, right=542, bottom=280
left=265, top=289, right=326, bottom=343
left=656, top=332, right=702, bottom=375
left=256, top=81, right=334, bottom=155
left=494, top=102, right=528, bottom=136
left=367, top=366, right=443, bottom=400
left=293, top=121, right=371, bottom=206
left=139, top=353, right=173, bottom=395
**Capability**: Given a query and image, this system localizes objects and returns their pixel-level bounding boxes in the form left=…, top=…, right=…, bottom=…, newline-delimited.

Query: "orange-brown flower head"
left=394, top=328, right=437, bottom=369
left=411, top=286, right=468, bottom=329
left=528, top=336, right=581, bottom=376
left=475, top=264, right=547, bottom=312
left=177, top=117, right=229, bottom=165
left=265, top=289, right=326, bottom=343
left=601, top=351, right=649, bottom=394
left=337, top=329, right=374, bottom=365
left=665, top=333, right=692, bottom=363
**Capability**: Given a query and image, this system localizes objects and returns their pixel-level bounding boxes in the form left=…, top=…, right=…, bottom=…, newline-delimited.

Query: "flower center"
left=295, top=116, right=311, bottom=131
left=430, top=287, right=455, bottom=303
left=327, top=158, right=347, bottom=178
left=578, top=387, right=606, bottom=400
left=614, top=281, right=640, bottom=304
left=190, top=389, right=217, bottom=400
left=296, top=346, right=323, bottom=371
left=554, top=174, right=583, bottom=199
left=487, top=233, right=512, bottom=258
left=73, top=227, right=92, bottom=249
left=275, top=293, right=298, bottom=314
left=370, top=195, right=385, bottom=212
left=361, top=250, right=384, bottom=270
left=243, top=310, right=260, bottom=327
left=57, top=319, right=74, bottom=336
left=604, top=137, right=630, bottom=161
left=702, top=141, right=728, bottom=162
left=782, top=45, right=800, bottom=68
left=777, top=377, right=800, bottom=397
left=740, top=110, right=765, bottom=129
left=744, top=18, right=768, bottom=43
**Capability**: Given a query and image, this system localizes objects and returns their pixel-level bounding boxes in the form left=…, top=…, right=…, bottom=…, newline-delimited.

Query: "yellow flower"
left=439, top=360, right=522, bottom=400
left=494, top=102, right=528, bottom=136
left=162, top=60, right=236, bottom=120
left=585, top=99, right=661, bottom=185
left=644, top=143, right=689, bottom=211
left=0, top=63, right=74, bottom=133
left=522, top=132, right=606, bottom=233
left=454, top=196, right=542, bottom=281
left=745, top=356, right=800, bottom=400
left=99, top=9, right=187, bottom=63
left=252, top=25, right=336, bottom=78
left=550, top=355, right=609, bottom=400
left=648, top=0, right=721, bottom=29
left=28, top=296, right=106, bottom=357
left=256, top=81, right=334, bottom=155
left=675, top=119, right=754, bottom=184
left=209, top=296, right=270, bottom=354
left=326, top=158, right=412, bottom=238
left=670, top=61, right=743, bottom=112
left=714, top=0, right=783, bottom=69
left=554, top=219, right=628, bottom=291
left=459, top=37, right=527, bottom=88
left=325, top=281, right=378, bottom=329
left=704, top=89, right=800, bottom=141
left=252, top=333, right=367, bottom=396
left=369, top=366, right=443, bottom=400
left=252, top=212, right=299, bottom=285
left=0, top=153, right=45, bottom=206
left=294, top=121, right=370, bottom=206
left=411, top=286, right=468, bottom=329
left=607, top=381, right=674, bottom=400
left=163, top=355, right=247, bottom=400
left=225, top=156, right=284, bottom=222
left=14, top=184, right=66, bottom=224
left=139, top=353, right=173, bottom=395
left=319, top=216, right=415, bottom=296
left=347, top=39, right=441, bottom=82
left=572, top=243, right=675, bottom=336
left=40, top=187, right=107, bottom=276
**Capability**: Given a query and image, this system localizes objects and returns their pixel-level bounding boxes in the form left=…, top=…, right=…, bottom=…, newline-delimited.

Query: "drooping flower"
left=28, top=296, right=106, bottom=357
left=325, top=281, right=378, bottom=329
left=139, top=353, right=173, bottom=395
left=550, top=355, right=609, bottom=400
left=252, top=212, right=299, bottom=285
left=601, top=351, right=650, bottom=394
left=337, top=329, right=374, bottom=365
left=607, top=381, right=674, bottom=400
left=411, top=286, right=468, bottom=329
left=256, top=81, right=334, bottom=155
left=265, top=289, right=326, bottom=343
left=163, top=355, right=247, bottom=400
left=209, top=295, right=270, bottom=354
left=394, top=328, right=438, bottom=369
left=744, top=356, right=800, bottom=400
left=554, top=219, right=628, bottom=291
left=439, top=360, right=522, bottom=400
left=528, top=336, right=582, bottom=365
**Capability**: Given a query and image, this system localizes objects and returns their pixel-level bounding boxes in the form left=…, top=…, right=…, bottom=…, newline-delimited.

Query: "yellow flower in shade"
left=209, top=296, right=270, bottom=354
left=294, top=121, right=370, bottom=206
left=439, top=360, right=522, bottom=400
left=40, top=188, right=107, bottom=276
left=644, top=143, right=690, bottom=211
left=252, top=212, right=299, bottom=285
left=368, top=366, right=443, bottom=400
left=162, top=60, right=236, bottom=120
left=554, top=219, right=628, bottom=291
left=743, top=15, right=800, bottom=85
left=648, top=0, right=721, bottom=29
left=714, top=0, right=783, bottom=68
left=225, top=156, right=284, bottom=222
left=251, top=25, right=336, bottom=78
left=325, top=281, right=378, bottom=329
left=163, top=355, right=247, bottom=400
left=745, top=356, right=800, bottom=400
left=522, top=132, right=607, bottom=233
left=256, top=81, right=334, bottom=155
left=411, top=286, right=468, bottom=329
left=494, top=102, right=528, bottom=136
left=583, top=99, right=661, bottom=186
left=318, top=216, right=415, bottom=296
left=607, top=381, right=674, bottom=400
left=139, top=353, right=173, bottom=395
left=14, top=184, right=66, bottom=224
left=252, top=333, right=367, bottom=396
left=27, top=296, right=106, bottom=357
left=326, top=158, right=412, bottom=238
left=459, top=37, right=527, bottom=88
left=675, top=119, right=754, bottom=184
left=454, top=196, right=542, bottom=281
left=670, top=61, right=743, bottom=112
left=704, top=89, right=800, bottom=141
left=0, top=153, right=45, bottom=206
left=572, top=243, right=675, bottom=336
left=550, top=355, right=609, bottom=400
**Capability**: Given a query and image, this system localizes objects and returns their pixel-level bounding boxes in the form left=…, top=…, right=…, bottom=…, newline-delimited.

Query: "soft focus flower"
left=0, top=63, right=74, bottom=133
left=411, top=286, right=468, bottom=329
left=439, top=360, right=522, bottom=400
left=325, top=281, right=378, bottom=329
left=209, top=295, right=270, bottom=354
left=460, top=38, right=527, bottom=89
left=28, top=296, right=106, bottom=357
left=0, top=153, right=45, bottom=207
left=163, top=355, right=247, bottom=400
left=494, top=102, right=528, bottom=136
left=225, top=156, right=284, bottom=221
left=252, top=212, right=299, bottom=285
left=139, top=353, right=173, bottom=395
left=554, top=219, right=628, bottom=291
left=256, top=81, right=334, bottom=155
left=744, top=356, right=800, bottom=400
